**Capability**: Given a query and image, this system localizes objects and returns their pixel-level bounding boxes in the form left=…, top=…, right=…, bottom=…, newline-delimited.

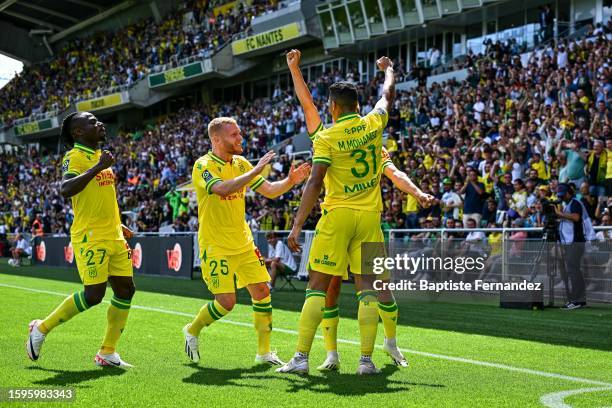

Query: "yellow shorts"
left=201, top=247, right=269, bottom=294
left=308, top=207, right=384, bottom=276
left=73, top=239, right=133, bottom=285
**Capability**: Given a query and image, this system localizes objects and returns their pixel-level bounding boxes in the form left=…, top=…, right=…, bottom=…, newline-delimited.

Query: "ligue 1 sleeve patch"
left=374, top=107, right=387, bottom=116
left=202, top=169, right=213, bottom=182
left=62, top=159, right=70, bottom=173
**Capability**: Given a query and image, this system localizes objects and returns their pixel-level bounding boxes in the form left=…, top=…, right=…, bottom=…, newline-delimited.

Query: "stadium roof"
left=0, top=0, right=128, bottom=33
left=0, top=0, right=135, bottom=62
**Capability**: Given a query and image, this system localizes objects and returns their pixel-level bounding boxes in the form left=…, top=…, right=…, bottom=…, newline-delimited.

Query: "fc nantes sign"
left=76, top=92, right=126, bottom=112
left=231, top=22, right=302, bottom=56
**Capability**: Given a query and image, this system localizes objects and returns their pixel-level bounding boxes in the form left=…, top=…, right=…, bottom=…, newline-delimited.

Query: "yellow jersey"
left=531, top=160, right=548, bottom=180
left=61, top=143, right=122, bottom=243
left=607, top=148, right=612, bottom=179
left=310, top=109, right=389, bottom=212
left=192, top=151, right=265, bottom=255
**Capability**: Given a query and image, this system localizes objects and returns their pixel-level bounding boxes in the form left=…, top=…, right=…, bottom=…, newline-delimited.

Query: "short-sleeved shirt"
left=267, top=240, right=297, bottom=271
left=309, top=109, right=389, bottom=212
left=192, top=151, right=265, bottom=255
left=62, top=143, right=122, bottom=243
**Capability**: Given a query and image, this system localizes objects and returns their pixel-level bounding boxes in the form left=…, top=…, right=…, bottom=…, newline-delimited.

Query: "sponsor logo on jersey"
left=62, top=159, right=70, bottom=173
left=95, top=169, right=115, bottom=186
left=313, top=254, right=337, bottom=267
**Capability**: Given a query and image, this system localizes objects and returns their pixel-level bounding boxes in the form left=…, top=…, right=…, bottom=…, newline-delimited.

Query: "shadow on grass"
left=182, top=363, right=270, bottom=389
left=281, top=364, right=445, bottom=397
left=183, top=363, right=444, bottom=396
left=3, top=263, right=612, bottom=351
left=27, top=366, right=125, bottom=386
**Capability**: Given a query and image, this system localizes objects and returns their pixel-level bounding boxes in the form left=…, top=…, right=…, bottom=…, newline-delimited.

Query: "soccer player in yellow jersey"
left=182, top=117, right=310, bottom=366
left=281, top=49, right=434, bottom=372
left=26, top=112, right=136, bottom=367
left=277, top=54, right=400, bottom=375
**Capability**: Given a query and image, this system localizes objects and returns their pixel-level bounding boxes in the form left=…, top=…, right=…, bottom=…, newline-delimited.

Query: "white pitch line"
left=539, top=386, right=612, bottom=408
left=2, top=282, right=611, bottom=389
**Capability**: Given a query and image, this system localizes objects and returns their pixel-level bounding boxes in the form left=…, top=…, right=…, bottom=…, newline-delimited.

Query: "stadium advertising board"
left=14, top=117, right=58, bottom=136
left=75, top=92, right=126, bottom=112
left=148, top=60, right=211, bottom=88
left=32, top=236, right=193, bottom=279
left=231, top=22, right=302, bottom=56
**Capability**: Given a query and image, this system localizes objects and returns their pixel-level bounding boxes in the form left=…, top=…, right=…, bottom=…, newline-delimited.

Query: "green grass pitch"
left=1, top=261, right=611, bottom=407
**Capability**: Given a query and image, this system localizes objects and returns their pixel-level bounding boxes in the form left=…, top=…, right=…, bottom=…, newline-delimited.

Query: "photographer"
left=555, top=184, right=596, bottom=310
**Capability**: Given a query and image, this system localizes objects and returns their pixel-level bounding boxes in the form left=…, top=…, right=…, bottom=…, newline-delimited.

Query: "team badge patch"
left=62, top=159, right=70, bottom=173
left=202, top=170, right=213, bottom=182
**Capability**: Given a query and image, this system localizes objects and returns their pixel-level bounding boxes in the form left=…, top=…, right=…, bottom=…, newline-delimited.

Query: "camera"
left=540, top=198, right=562, bottom=240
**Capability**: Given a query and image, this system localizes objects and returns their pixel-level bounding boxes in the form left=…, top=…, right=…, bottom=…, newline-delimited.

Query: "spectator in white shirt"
left=9, top=234, right=30, bottom=267
left=265, top=232, right=297, bottom=289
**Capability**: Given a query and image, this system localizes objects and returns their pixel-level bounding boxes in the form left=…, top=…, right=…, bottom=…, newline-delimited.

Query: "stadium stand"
left=1, top=20, right=610, bottom=238
left=0, top=0, right=283, bottom=126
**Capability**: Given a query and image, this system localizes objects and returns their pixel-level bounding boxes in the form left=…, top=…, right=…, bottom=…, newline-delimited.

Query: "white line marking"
left=2, top=282, right=611, bottom=388
left=540, top=386, right=612, bottom=408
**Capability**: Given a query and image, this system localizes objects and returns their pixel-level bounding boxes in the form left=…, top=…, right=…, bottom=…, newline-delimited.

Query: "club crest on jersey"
left=202, top=170, right=213, bottom=182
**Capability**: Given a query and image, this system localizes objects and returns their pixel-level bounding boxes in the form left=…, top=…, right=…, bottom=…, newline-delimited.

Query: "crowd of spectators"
left=0, top=0, right=284, bottom=126
left=0, top=23, right=611, bottom=245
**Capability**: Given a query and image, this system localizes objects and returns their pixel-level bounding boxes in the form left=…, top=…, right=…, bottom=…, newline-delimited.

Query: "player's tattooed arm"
left=287, top=163, right=327, bottom=252
left=60, top=150, right=114, bottom=198
left=384, top=163, right=434, bottom=208
left=256, top=162, right=311, bottom=198
left=286, top=49, right=322, bottom=136
left=211, top=151, right=276, bottom=197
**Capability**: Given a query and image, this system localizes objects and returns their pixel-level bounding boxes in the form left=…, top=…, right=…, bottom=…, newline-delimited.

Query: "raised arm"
left=286, top=49, right=322, bottom=135
left=211, top=151, right=275, bottom=197
left=256, top=162, right=311, bottom=198
left=374, top=56, right=396, bottom=113
left=61, top=150, right=114, bottom=198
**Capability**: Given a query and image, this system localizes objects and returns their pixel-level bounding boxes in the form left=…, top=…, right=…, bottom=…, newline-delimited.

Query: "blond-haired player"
left=183, top=117, right=310, bottom=366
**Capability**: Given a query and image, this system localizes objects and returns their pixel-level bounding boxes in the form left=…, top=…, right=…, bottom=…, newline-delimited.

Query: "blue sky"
left=0, top=53, right=23, bottom=90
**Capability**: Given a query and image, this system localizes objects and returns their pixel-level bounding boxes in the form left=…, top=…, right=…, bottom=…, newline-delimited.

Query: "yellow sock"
left=188, top=299, right=229, bottom=336
left=252, top=295, right=272, bottom=355
left=100, top=296, right=132, bottom=354
left=40, top=291, right=90, bottom=334
left=357, top=290, right=379, bottom=356
left=296, top=289, right=326, bottom=354
left=321, top=305, right=339, bottom=352
left=378, top=301, right=398, bottom=339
